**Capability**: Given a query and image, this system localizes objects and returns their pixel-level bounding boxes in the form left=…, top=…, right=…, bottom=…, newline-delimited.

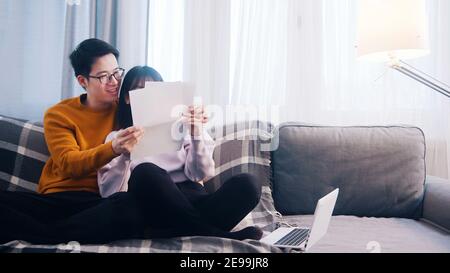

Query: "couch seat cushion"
left=282, top=215, right=450, bottom=253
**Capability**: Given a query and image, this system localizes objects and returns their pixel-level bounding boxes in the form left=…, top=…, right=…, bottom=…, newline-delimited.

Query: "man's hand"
left=182, top=106, right=208, bottom=137
left=112, top=126, right=144, bottom=155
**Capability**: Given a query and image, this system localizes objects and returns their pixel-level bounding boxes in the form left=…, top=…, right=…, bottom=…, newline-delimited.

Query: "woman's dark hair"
left=116, top=66, right=163, bottom=129
left=69, top=38, right=120, bottom=77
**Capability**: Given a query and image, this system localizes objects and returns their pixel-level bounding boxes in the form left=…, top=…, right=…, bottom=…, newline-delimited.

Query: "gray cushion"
left=282, top=215, right=450, bottom=253
left=272, top=123, right=426, bottom=218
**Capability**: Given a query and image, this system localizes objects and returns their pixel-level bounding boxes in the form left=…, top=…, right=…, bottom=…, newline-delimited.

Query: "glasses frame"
left=88, top=68, right=125, bottom=84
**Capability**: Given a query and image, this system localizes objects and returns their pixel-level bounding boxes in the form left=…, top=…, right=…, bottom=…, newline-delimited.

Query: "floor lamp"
left=356, top=0, right=450, bottom=98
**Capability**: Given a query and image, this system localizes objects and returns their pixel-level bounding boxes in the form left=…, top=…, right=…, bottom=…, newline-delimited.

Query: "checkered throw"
left=0, top=116, right=284, bottom=253
left=0, top=116, right=48, bottom=192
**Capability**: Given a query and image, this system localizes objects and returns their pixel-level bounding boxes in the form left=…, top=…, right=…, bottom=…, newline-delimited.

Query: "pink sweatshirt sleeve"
left=97, top=132, right=131, bottom=197
left=183, top=129, right=216, bottom=182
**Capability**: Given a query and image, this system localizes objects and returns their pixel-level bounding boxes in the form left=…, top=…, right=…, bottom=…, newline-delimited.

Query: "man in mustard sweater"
left=0, top=39, right=145, bottom=244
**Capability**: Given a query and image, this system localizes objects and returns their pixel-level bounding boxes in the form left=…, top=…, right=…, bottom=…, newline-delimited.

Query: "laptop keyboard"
left=275, top=228, right=310, bottom=246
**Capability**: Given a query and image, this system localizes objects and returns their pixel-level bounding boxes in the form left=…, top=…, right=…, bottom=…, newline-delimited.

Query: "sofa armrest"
left=422, top=176, right=450, bottom=232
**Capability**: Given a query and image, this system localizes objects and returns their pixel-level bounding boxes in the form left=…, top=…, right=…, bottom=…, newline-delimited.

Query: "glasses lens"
left=98, top=74, right=109, bottom=84
left=113, top=69, right=124, bottom=80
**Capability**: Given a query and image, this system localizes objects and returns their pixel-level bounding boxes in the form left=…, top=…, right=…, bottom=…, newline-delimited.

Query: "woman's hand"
left=112, top=126, right=144, bottom=155
left=182, top=106, right=208, bottom=137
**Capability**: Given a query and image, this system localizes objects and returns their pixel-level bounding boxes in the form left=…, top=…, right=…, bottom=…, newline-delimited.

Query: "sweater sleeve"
left=183, top=129, right=216, bottom=182
left=43, top=109, right=117, bottom=178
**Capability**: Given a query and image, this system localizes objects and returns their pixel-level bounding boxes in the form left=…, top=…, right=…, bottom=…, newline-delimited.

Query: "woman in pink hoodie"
left=98, top=66, right=263, bottom=240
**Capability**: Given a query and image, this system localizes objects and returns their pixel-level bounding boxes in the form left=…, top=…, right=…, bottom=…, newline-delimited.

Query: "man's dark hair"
left=69, top=38, right=120, bottom=77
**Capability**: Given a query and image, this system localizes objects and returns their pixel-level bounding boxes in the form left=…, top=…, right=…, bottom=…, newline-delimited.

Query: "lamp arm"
left=390, top=61, right=450, bottom=99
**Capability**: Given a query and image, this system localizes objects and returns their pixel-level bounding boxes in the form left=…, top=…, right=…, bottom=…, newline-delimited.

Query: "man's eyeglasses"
left=88, top=68, right=125, bottom=84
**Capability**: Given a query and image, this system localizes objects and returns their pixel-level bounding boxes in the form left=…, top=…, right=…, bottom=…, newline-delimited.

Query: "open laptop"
left=260, top=188, right=339, bottom=252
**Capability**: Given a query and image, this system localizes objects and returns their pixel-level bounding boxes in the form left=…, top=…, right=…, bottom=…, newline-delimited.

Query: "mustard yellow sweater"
left=38, top=94, right=118, bottom=194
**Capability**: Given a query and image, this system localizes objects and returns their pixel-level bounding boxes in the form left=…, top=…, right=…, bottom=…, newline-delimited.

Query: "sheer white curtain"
left=149, top=0, right=450, bottom=177
left=228, top=0, right=288, bottom=107
left=0, top=0, right=66, bottom=121
left=148, top=0, right=450, bottom=178
left=148, top=0, right=231, bottom=105
left=183, top=0, right=231, bottom=106
left=147, top=0, right=184, bottom=81
left=316, top=0, right=450, bottom=178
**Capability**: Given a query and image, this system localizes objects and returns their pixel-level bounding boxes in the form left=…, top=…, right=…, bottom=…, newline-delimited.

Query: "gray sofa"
left=271, top=123, right=450, bottom=252
left=0, top=115, right=449, bottom=253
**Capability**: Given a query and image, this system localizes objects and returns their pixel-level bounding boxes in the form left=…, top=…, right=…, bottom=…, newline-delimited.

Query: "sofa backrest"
left=0, top=115, right=274, bottom=195
left=271, top=123, right=426, bottom=219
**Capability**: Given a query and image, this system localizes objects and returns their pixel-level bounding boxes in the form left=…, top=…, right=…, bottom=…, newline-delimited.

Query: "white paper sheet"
left=129, top=81, right=196, bottom=160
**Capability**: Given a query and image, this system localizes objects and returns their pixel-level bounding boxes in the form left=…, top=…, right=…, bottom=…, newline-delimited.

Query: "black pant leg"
left=0, top=190, right=102, bottom=223
left=127, top=163, right=234, bottom=239
left=175, top=181, right=209, bottom=205
left=0, top=203, right=59, bottom=244
left=194, top=173, right=262, bottom=231
left=0, top=190, right=103, bottom=244
left=52, top=192, right=144, bottom=244
left=0, top=190, right=144, bottom=244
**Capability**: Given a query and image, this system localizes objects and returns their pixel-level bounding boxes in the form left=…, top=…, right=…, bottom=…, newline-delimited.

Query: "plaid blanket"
left=0, top=186, right=285, bottom=253
left=0, top=116, right=285, bottom=253
left=0, top=116, right=47, bottom=192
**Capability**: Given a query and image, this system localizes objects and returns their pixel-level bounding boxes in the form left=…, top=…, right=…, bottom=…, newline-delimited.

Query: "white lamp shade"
left=357, top=0, right=430, bottom=62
